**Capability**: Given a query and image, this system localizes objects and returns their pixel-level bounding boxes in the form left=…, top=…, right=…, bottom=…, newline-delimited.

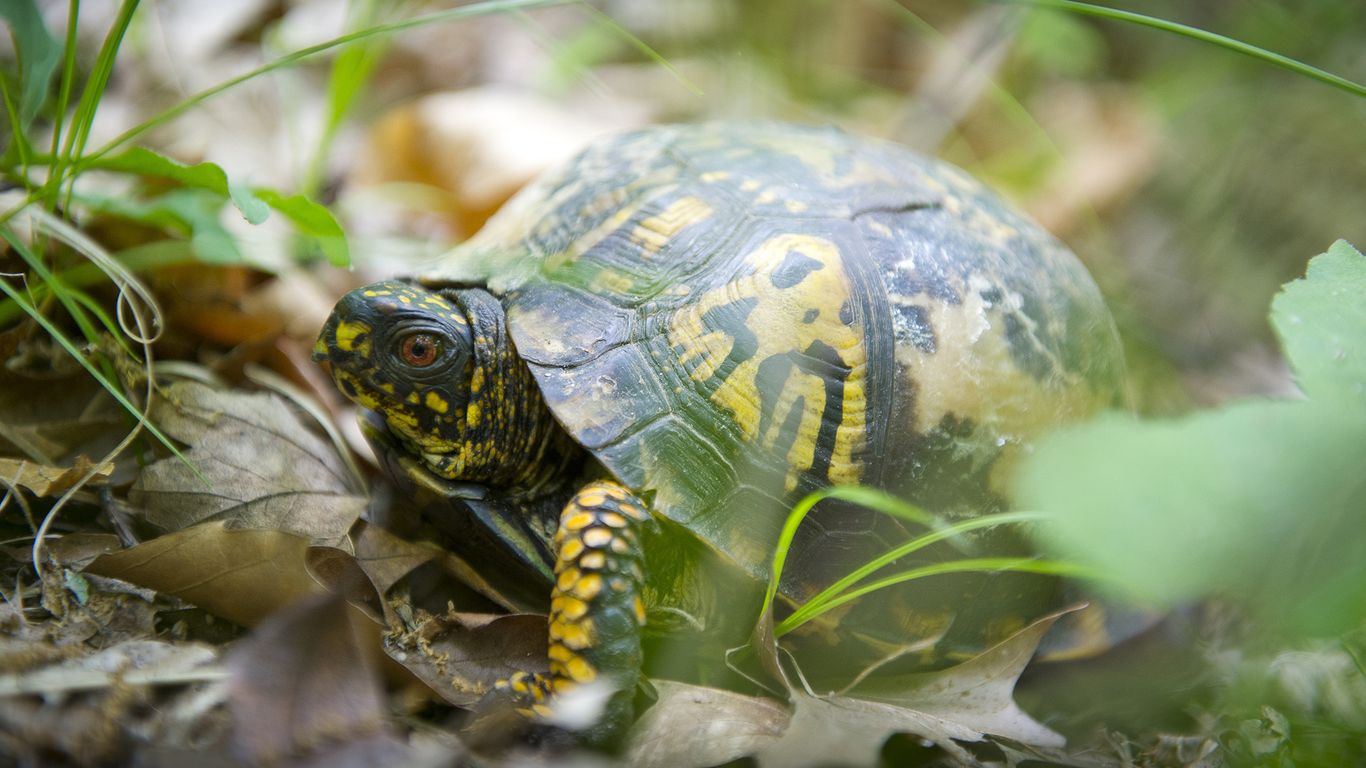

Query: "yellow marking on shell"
left=580, top=551, right=606, bottom=570
left=566, top=656, right=597, bottom=683
left=559, top=538, right=585, bottom=563
left=573, top=574, right=603, bottom=600
left=896, top=270, right=1109, bottom=499
left=755, top=189, right=777, bottom=205
left=582, top=528, right=613, bottom=548
left=333, top=321, right=370, bottom=353
left=557, top=568, right=581, bottom=592
left=629, top=196, right=713, bottom=258
left=564, top=512, right=595, bottom=531
left=559, top=596, right=589, bottom=620
left=424, top=392, right=449, bottom=414
left=666, top=234, right=868, bottom=490
left=700, top=170, right=730, bottom=182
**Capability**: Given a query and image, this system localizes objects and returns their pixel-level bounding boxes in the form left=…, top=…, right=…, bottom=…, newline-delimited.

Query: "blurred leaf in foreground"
left=226, top=593, right=415, bottom=766
left=1019, top=241, right=1366, bottom=637
left=130, top=380, right=365, bottom=543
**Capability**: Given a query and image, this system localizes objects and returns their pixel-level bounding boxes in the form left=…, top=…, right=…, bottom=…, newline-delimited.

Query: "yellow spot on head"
left=333, top=321, right=370, bottom=353
left=424, top=392, right=448, bottom=414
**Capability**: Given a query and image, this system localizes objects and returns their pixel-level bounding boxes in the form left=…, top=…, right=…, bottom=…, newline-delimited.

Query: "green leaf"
left=252, top=189, right=349, bottom=266
left=80, top=190, right=244, bottom=264
left=1018, top=401, right=1366, bottom=637
left=0, top=0, right=61, bottom=128
left=1271, top=240, right=1366, bottom=407
left=228, top=182, right=270, bottom=225
left=80, top=147, right=232, bottom=194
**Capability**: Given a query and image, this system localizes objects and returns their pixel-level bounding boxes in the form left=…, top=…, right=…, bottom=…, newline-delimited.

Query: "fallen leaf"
left=0, top=456, right=113, bottom=497
left=384, top=610, right=548, bottom=707
left=226, top=593, right=408, bottom=766
left=628, top=680, right=790, bottom=768
left=131, top=380, right=366, bottom=543
left=306, top=521, right=444, bottom=624
left=87, top=522, right=323, bottom=627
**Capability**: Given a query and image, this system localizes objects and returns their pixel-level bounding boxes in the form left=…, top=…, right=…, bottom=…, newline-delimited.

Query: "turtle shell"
left=420, top=122, right=1125, bottom=602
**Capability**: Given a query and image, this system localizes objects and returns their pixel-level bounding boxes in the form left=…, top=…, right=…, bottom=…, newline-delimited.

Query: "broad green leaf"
left=81, top=147, right=231, bottom=194
left=80, top=189, right=244, bottom=264
left=253, top=188, right=349, bottom=266
left=1271, top=240, right=1366, bottom=407
left=229, top=181, right=270, bottom=225
left=0, top=0, right=60, bottom=128
left=1018, top=401, right=1366, bottom=637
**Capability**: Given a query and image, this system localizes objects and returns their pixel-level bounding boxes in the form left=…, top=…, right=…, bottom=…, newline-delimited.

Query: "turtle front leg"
left=498, top=480, right=652, bottom=747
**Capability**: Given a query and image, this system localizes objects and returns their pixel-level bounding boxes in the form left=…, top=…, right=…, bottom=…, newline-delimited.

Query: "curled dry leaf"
left=130, top=380, right=365, bottom=543
left=384, top=610, right=549, bottom=707
left=306, top=520, right=445, bottom=624
left=226, top=593, right=412, bottom=767
left=87, top=521, right=323, bottom=628
left=0, top=456, right=113, bottom=497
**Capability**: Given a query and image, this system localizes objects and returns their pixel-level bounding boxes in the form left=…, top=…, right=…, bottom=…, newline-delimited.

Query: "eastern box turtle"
left=313, top=122, right=1125, bottom=742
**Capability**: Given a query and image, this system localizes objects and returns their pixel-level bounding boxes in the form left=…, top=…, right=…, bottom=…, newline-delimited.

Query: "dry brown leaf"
left=0, top=456, right=114, bottom=497
left=306, top=521, right=445, bottom=624
left=384, top=611, right=549, bottom=707
left=754, top=612, right=1070, bottom=768
left=628, top=680, right=790, bottom=768
left=0, top=368, right=126, bottom=465
left=130, top=380, right=365, bottom=543
left=87, top=521, right=323, bottom=627
left=226, top=593, right=409, bottom=766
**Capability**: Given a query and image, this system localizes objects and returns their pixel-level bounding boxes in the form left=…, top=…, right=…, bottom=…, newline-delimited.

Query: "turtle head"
left=314, top=280, right=475, bottom=463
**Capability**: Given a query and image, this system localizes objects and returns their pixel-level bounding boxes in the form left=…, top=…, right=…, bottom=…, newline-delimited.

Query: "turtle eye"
left=399, top=333, right=441, bottom=367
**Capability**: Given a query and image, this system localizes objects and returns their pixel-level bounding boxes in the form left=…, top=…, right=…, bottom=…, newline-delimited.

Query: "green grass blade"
left=759, top=486, right=942, bottom=623
left=82, top=0, right=580, bottom=164
left=577, top=4, right=702, bottom=96
left=779, top=510, right=1045, bottom=633
left=776, top=557, right=1106, bottom=636
left=53, top=0, right=140, bottom=203
left=1009, top=0, right=1366, bottom=100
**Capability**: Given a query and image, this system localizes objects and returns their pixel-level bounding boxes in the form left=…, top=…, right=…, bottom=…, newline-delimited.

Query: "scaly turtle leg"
left=498, top=480, right=652, bottom=747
